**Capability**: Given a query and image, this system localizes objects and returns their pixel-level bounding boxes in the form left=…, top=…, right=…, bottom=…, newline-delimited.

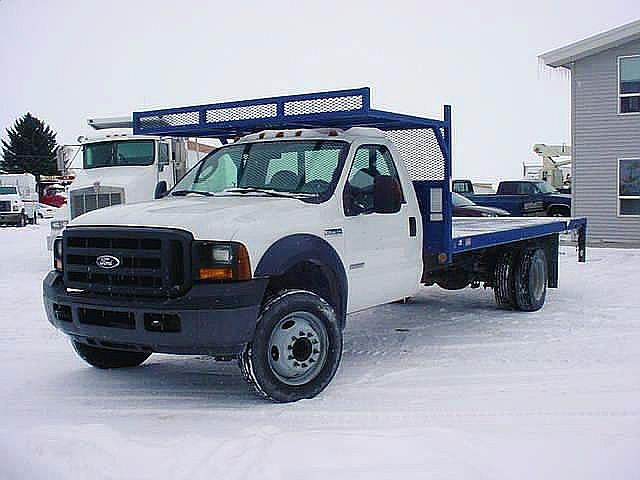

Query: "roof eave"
left=539, top=18, right=640, bottom=68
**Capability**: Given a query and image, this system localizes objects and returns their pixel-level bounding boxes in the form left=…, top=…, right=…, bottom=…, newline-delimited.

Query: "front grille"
left=63, top=227, right=192, bottom=297
left=70, top=186, right=124, bottom=219
left=0, top=200, right=11, bottom=212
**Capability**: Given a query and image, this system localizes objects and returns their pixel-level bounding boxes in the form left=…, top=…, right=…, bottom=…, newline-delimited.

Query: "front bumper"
left=0, top=212, right=21, bottom=223
left=43, top=271, right=268, bottom=355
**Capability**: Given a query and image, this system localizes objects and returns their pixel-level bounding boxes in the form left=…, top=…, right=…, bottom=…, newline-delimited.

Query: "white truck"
left=0, top=173, right=38, bottom=226
left=43, top=88, right=587, bottom=403
left=47, top=117, right=212, bottom=248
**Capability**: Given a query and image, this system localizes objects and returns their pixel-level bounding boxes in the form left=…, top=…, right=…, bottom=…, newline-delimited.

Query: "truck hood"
left=72, top=166, right=150, bottom=191
left=68, top=195, right=316, bottom=240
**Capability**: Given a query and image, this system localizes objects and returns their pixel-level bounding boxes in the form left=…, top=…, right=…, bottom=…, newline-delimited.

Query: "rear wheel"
left=514, top=248, right=547, bottom=311
left=240, top=290, right=343, bottom=403
left=493, top=251, right=516, bottom=308
left=16, top=213, right=26, bottom=228
left=71, top=340, right=151, bottom=369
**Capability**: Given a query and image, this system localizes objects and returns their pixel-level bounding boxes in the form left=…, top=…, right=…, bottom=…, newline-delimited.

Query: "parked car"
left=453, top=179, right=571, bottom=217
left=452, top=192, right=510, bottom=217
left=37, top=203, right=58, bottom=219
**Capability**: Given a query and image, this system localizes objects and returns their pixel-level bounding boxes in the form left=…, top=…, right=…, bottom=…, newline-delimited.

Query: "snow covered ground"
left=1, top=224, right=639, bottom=480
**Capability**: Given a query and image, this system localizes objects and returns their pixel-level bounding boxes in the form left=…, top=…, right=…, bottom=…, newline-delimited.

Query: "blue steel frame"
left=131, top=87, right=586, bottom=266
left=133, top=87, right=455, bottom=262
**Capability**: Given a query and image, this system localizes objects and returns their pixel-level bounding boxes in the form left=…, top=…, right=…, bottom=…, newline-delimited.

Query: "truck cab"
left=69, top=135, right=185, bottom=219
left=0, top=173, right=38, bottom=226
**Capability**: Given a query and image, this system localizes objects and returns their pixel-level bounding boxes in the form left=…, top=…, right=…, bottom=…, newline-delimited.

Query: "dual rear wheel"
left=493, top=247, right=547, bottom=311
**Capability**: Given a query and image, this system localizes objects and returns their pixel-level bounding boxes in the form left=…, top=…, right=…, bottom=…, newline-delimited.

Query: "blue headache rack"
left=133, top=87, right=454, bottom=262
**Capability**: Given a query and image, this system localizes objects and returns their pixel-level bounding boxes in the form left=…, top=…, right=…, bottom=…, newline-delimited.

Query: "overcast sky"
left=1, top=0, right=639, bottom=181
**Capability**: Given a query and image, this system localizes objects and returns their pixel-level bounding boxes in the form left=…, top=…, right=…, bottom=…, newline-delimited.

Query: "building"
left=541, top=20, right=640, bottom=246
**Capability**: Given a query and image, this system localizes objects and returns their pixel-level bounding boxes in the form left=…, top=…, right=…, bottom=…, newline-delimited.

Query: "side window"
left=500, top=183, right=517, bottom=195
left=344, top=145, right=403, bottom=216
left=158, top=143, right=170, bottom=166
left=452, top=181, right=469, bottom=194
left=518, top=183, right=535, bottom=195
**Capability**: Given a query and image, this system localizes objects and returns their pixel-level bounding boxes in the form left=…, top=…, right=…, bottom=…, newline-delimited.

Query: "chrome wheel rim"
left=267, top=311, right=328, bottom=386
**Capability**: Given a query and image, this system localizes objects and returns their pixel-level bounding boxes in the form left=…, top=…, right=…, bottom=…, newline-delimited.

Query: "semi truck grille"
left=0, top=200, right=11, bottom=212
left=70, top=186, right=124, bottom=219
left=63, top=227, right=192, bottom=297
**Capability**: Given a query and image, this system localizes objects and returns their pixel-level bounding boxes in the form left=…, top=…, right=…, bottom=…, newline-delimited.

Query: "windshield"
left=536, top=181, right=558, bottom=194
left=0, top=186, right=18, bottom=195
left=171, top=140, right=349, bottom=202
left=452, top=192, right=475, bottom=207
left=83, top=140, right=155, bottom=169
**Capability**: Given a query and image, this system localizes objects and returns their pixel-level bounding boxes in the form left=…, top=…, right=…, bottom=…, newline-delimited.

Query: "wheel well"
left=264, top=261, right=345, bottom=329
left=546, top=204, right=570, bottom=216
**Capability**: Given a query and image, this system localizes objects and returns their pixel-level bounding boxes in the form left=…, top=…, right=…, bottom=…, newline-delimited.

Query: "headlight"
left=192, top=241, right=251, bottom=282
left=53, top=237, right=63, bottom=272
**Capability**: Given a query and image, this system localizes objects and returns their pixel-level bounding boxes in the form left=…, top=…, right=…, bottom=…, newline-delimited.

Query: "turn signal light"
left=199, top=267, right=234, bottom=281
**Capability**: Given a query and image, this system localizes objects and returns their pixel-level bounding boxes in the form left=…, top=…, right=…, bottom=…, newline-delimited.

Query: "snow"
left=1, top=224, right=639, bottom=479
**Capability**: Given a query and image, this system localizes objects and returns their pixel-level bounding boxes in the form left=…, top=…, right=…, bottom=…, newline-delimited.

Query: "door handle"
left=409, top=217, right=417, bottom=237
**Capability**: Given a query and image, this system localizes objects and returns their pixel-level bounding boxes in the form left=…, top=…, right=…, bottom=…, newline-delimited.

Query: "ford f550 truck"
left=43, top=88, right=586, bottom=402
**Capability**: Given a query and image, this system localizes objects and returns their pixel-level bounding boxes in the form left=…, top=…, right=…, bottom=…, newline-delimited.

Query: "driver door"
left=342, top=144, right=419, bottom=312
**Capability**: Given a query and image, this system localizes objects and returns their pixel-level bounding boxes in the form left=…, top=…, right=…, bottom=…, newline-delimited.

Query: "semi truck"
left=43, top=88, right=587, bottom=402
left=0, top=173, right=38, bottom=226
left=452, top=179, right=572, bottom=217
left=46, top=117, right=213, bottom=249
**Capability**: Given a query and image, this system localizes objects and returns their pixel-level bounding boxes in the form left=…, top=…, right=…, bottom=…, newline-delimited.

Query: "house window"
left=619, top=56, right=640, bottom=114
left=619, top=159, right=640, bottom=216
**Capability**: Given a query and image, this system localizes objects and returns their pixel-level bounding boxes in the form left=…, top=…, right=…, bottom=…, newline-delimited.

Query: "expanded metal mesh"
left=385, top=128, right=445, bottom=181
left=206, top=103, right=277, bottom=123
left=284, top=95, right=363, bottom=116
left=138, top=110, right=199, bottom=130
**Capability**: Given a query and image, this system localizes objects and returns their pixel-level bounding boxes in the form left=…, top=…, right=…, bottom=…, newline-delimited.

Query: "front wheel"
left=240, top=290, right=343, bottom=403
left=72, top=340, right=151, bottom=368
left=16, top=213, right=26, bottom=227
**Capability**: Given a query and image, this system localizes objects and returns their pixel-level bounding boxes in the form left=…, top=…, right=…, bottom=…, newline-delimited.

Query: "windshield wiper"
left=171, top=189, right=215, bottom=197
left=223, top=187, right=315, bottom=199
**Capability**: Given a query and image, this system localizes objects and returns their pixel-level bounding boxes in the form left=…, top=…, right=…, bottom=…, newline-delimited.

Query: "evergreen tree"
left=1, top=113, right=58, bottom=179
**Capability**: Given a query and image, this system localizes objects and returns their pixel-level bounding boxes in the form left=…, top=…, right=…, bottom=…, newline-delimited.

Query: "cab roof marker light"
left=275, top=131, right=284, bottom=138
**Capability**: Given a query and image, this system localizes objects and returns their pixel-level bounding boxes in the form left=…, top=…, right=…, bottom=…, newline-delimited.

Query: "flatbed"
left=451, top=217, right=586, bottom=257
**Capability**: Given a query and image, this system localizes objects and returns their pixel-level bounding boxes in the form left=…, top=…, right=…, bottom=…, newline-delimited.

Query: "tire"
left=71, top=340, right=151, bottom=369
left=548, top=207, right=570, bottom=217
left=240, top=290, right=343, bottom=403
left=514, top=248, right=547, bottom=312
left=16, top=213, right=26, bottom=228
left=493, top=251, right=516, bottom=308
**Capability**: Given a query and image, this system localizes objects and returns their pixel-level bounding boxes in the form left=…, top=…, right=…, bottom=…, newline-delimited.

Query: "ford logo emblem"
left=96, top=255, right=121, bottom=269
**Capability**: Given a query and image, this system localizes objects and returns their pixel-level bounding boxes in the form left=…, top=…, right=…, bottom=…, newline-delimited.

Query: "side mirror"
left=374, top=176, right=402, bottom=214
left=154, top=181, right=168, bottom=199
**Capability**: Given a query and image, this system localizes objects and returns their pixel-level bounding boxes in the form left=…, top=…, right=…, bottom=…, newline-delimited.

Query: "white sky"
left=1, top=0, right=639, bottom=181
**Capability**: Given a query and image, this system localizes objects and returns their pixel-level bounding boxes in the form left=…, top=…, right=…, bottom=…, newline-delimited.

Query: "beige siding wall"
left=572, top=39, right=640, bottom=245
